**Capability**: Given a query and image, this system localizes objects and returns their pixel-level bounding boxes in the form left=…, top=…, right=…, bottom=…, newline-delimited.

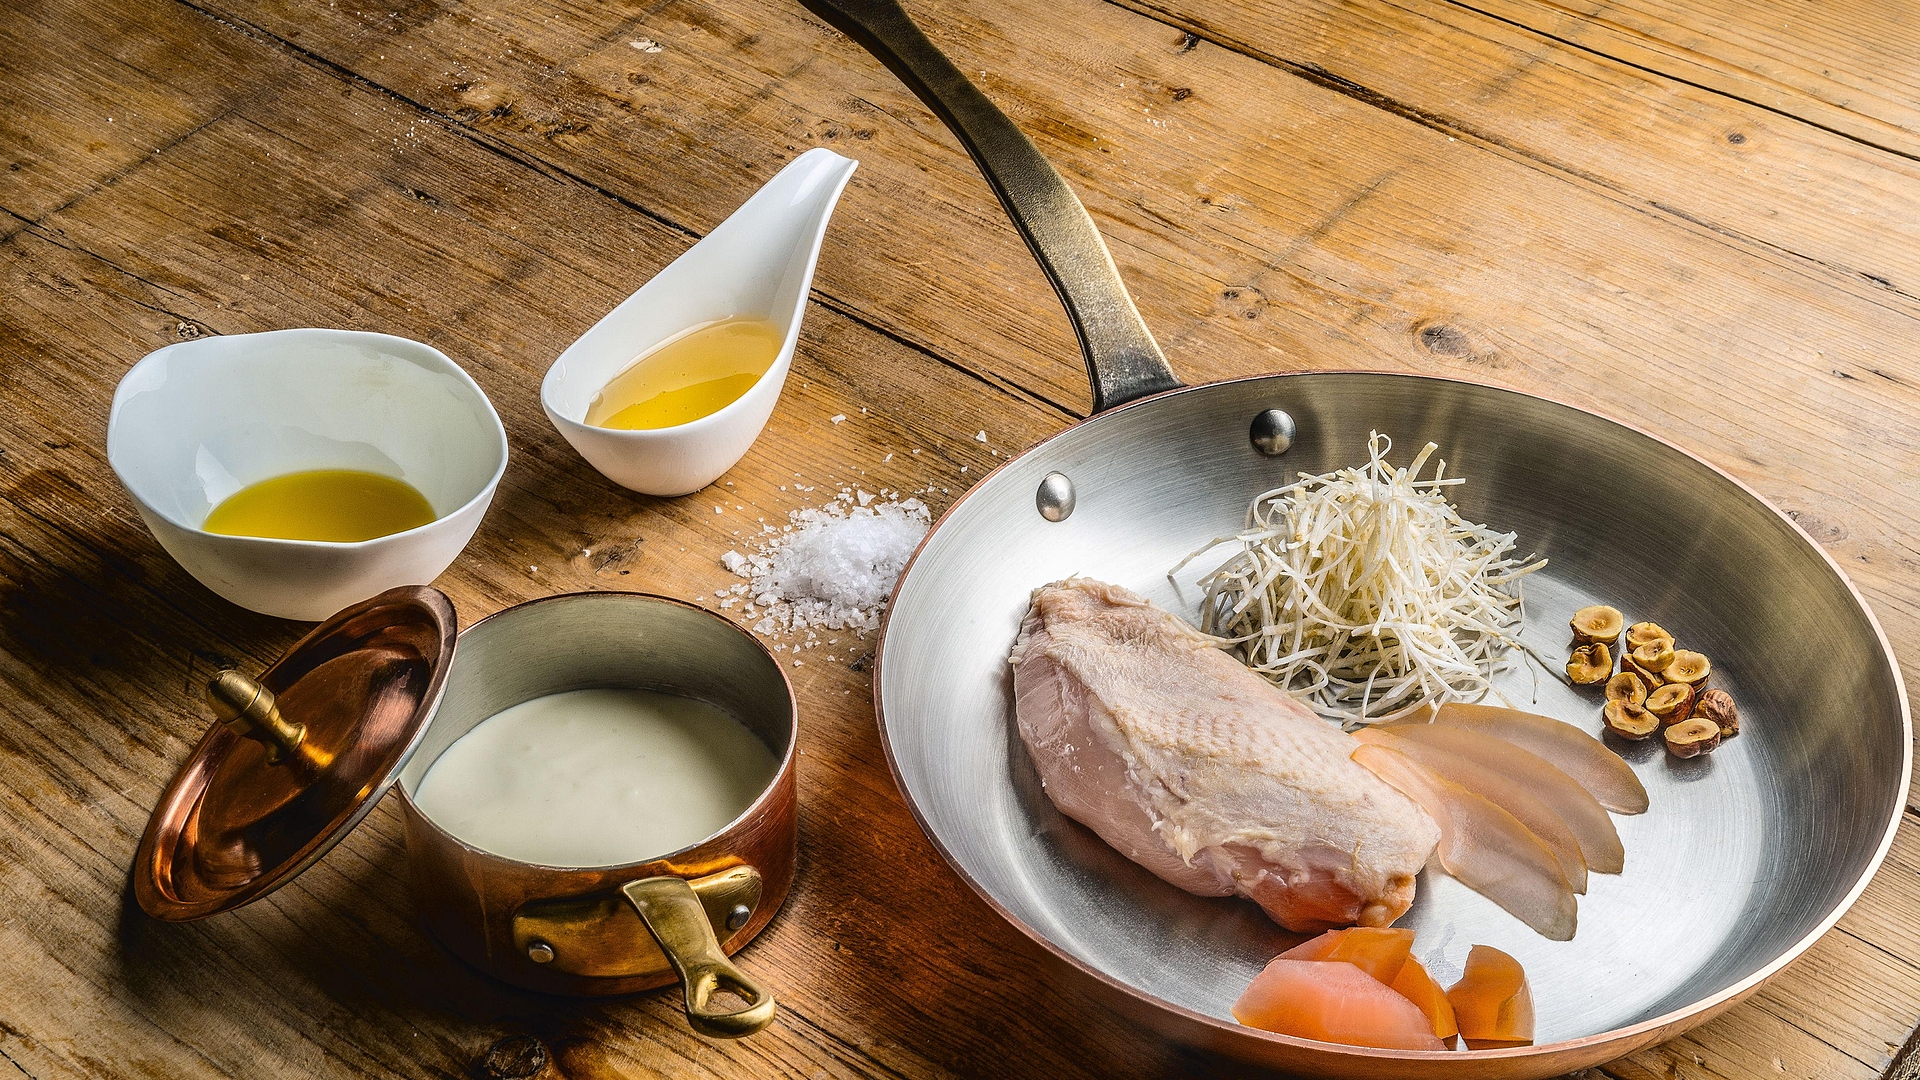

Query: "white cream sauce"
left=413, top=688, right=778, bottom=867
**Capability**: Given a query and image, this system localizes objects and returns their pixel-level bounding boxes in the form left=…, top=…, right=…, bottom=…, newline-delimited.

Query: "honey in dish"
left=412, top=688, right=779, bottom=867
left=585, top=318, right=781, bottom=430
left=202, top=469, right=436, bottom=542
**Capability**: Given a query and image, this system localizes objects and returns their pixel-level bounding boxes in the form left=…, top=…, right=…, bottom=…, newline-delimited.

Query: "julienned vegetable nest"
left=1178, top=434, right=1545, bottom=725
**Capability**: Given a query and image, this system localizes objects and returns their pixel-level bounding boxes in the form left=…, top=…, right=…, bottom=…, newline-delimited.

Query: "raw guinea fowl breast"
left=1008, top=578, right=1440, bottom=932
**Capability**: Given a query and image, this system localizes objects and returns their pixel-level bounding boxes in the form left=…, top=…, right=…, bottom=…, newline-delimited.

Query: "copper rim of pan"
left=869, top=369, right=1913, bottom=1064
left=396, top=590, right=801, bottom=873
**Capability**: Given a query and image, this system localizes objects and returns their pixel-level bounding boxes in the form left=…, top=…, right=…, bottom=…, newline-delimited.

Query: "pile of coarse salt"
left=720, top=489, right=930, bottom=649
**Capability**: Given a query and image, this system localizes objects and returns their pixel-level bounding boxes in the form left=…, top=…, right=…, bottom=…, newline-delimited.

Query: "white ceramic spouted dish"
left=107, top=329, right=508, bottom=620
left=541, top=148, right=858, bottom=496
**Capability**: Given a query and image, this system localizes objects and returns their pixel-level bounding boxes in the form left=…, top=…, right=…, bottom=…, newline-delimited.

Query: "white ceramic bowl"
left=108, top=328, right=508, bottom=620
left=543, top=148, right=857, bottom=496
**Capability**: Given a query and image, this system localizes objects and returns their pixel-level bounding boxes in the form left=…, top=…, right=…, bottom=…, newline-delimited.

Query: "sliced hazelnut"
left=1605, top=671, right=1648, bottom=706
left=1566, top=642, right=1613, bottom=684
left=1630, top=638, right=1675, bottom=673
left=1622, top=653, right=1667, bottom=688
left=1664, top=717, right=1721, bottom=758
left=1696, top=688, right=1739, bottom=737
left=1645, top=682, right=1695, bottom=724
left=1603, top=699, right=1659, bottom=740
left=1665, top=650, right=1711, bottom=688
left=1570, top=605, right=1624, bottom=647
left=1625, top=622, right=1673, bottom=651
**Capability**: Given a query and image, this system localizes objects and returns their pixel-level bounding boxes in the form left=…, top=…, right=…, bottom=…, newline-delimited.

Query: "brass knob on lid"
left=206, top=669, right=307, bottom=765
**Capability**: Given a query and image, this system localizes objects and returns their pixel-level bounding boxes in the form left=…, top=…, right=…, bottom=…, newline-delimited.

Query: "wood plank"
left=0, top=0, right=266, bottom=234
left=1461, top=0, right=1920, bottom=158
left=1602, top=1005, right=1880, bottom=1080
left=166, top=0, right=1920, bottom=389
left=1107, top=0, right=1920, bottom=296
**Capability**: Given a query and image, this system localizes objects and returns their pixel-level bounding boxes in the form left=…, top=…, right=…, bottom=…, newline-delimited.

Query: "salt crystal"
left=830, top=414, right=847, bottom=424
left=974, top=430, right=987, bottom=442
left=883, top=453, right=893, bottom=462
left=720, top=493, right=931, bottom=636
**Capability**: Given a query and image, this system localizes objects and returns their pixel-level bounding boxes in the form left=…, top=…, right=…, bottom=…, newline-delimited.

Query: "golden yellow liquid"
left=202, top=470, right=436, bottom=542
left=586, top=318, right=782, bottom=430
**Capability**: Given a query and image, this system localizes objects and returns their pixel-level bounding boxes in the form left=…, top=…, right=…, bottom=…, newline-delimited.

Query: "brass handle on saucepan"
left=796, top=0, right=1182, bottom=412
left=622, top=877, right=776, bottom=1038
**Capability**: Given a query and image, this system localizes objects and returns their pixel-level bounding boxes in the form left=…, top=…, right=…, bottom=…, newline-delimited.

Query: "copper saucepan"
left=395, top=592, right=794, bottom=1034
left=795, top=0, right=1913, bottom=1074
left=136, top=589, right=794, bottom=1039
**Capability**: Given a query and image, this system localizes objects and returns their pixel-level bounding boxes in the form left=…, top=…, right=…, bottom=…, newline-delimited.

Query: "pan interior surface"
left=878, top=373, right=1906, bottom=1048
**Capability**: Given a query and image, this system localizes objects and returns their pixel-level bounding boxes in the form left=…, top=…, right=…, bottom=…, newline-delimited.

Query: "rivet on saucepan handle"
left=1250, top=409, right=1296, bottom=456
left=526, top=941, right=556, bottom=964
left=1036, top=472, right=1076, bottom=522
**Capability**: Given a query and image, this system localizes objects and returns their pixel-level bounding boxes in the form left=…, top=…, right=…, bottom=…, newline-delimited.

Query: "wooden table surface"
left=5, top=0, right=1919, bottom=1075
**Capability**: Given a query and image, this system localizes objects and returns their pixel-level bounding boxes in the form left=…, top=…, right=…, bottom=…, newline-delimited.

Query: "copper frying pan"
left=798, top=0, right=1913, bottom=1073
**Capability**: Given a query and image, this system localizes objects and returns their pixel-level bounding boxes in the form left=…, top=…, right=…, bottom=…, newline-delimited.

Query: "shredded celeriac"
left=1172, top=433, right=1545, bottom=725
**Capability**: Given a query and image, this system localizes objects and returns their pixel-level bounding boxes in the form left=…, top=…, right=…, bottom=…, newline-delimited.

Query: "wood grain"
left=1459, top=0, right=1920, bottom=159
left=1113, top=0, right=1920, bottom=294
left=1, top=0, right=1917, bottom=1075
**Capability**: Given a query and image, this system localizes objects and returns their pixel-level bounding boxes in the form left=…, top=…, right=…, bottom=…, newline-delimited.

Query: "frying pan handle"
left=798, top=0, right=1182, bottom=412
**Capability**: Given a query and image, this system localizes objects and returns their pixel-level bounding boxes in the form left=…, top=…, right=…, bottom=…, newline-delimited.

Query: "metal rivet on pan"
left=727, top=903, right=752, bottom=931
left=1250, top=409, right=1296, bottom=456
left=526, top=940, right=555, bottom=964
left=1036, top=472, right=1076, bottom=522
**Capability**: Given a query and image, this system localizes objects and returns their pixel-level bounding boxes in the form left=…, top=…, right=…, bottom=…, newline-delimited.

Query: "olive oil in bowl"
left=203, top=469, right=436, bottom=542
left=586, top=318, right=782, bottom=431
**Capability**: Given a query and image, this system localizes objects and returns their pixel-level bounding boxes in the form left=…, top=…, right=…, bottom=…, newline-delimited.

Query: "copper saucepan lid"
left=133, top=585, right=457, bottom=920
